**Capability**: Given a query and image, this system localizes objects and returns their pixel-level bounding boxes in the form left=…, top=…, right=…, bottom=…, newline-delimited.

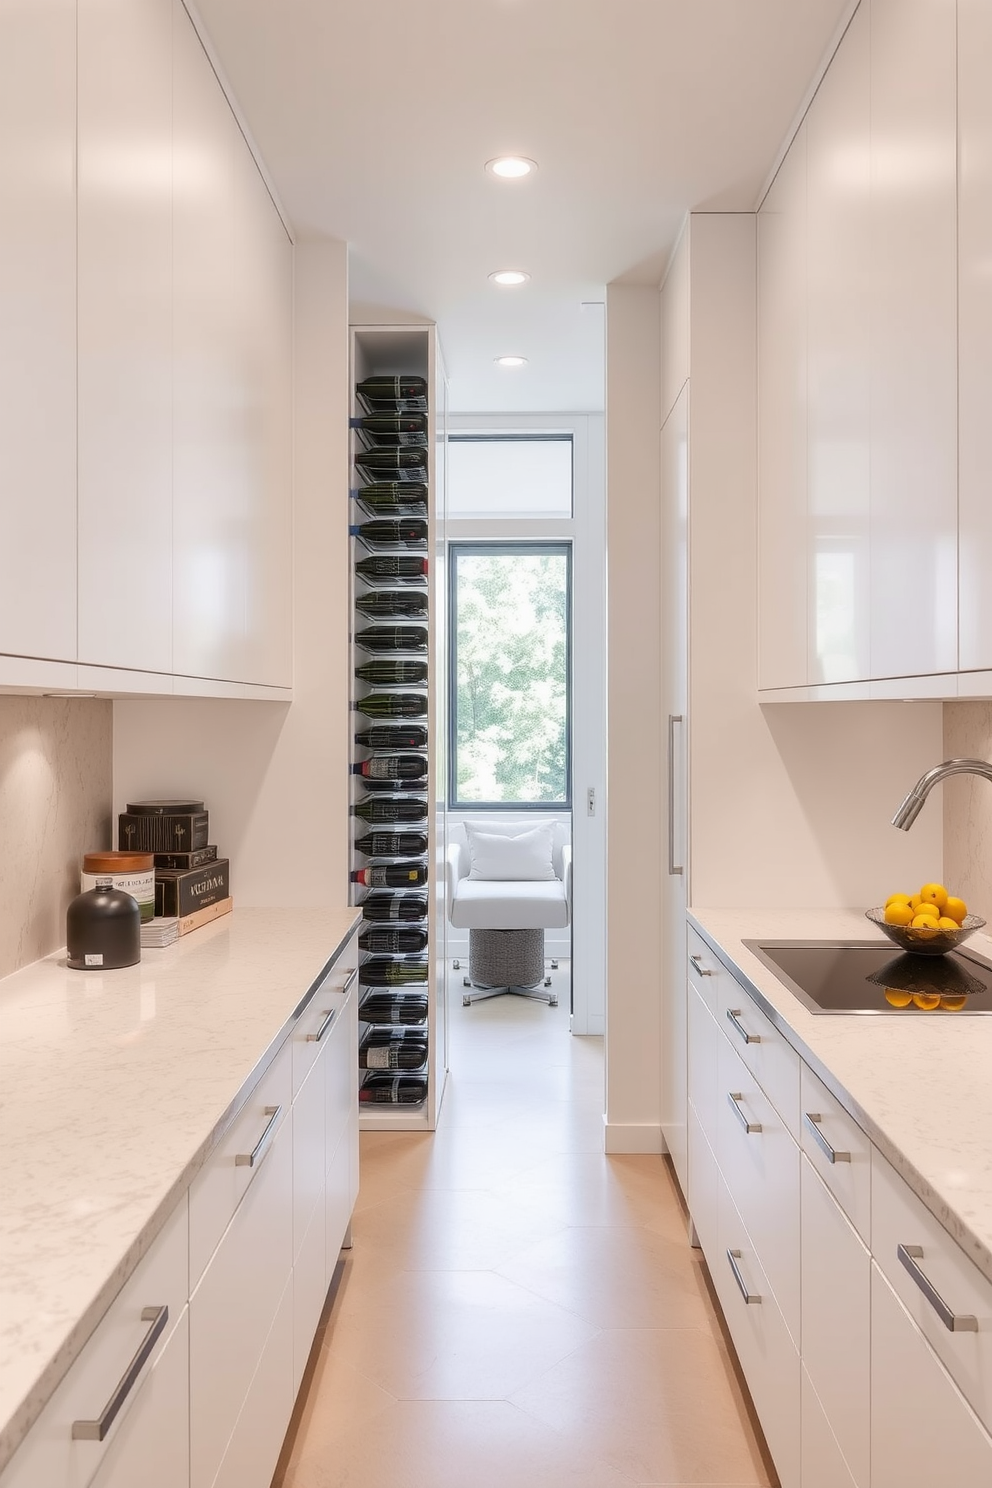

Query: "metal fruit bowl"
left=865, top=907, right=987, bottom=957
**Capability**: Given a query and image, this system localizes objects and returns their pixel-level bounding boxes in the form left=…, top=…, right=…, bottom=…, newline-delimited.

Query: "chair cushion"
left=450, top=878, right=569, bottom=930
left=464, top=821, right=556, bottom=881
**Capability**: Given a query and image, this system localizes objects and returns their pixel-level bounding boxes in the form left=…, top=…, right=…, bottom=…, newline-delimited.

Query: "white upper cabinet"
left=806, top=2, right=870, bottom=686
left=0, top=0, right=77, bottom=663
left=868, top=0, right=957, bottom=681
left=758, top=125, right=808, bottom=690
left=77, top=0, right=175, bottom=673
left=958, top=0, right=992, bottom=675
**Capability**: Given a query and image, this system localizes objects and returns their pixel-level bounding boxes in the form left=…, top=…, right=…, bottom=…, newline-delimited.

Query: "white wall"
left=113, top=239, right=352, bottom=903
left=605, top=284, right=663, bottom=1150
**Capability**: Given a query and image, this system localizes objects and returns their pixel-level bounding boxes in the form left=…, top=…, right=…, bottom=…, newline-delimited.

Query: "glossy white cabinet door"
left=801, top=1366, right=858, bottom=1488
left=868, top=0, right=957, bottom=680
left=758, top=125, right=808, bottom=690
left=89, top=1310, right=190, bottom=1488
left=958, top=0, right=992, bottom=673
left=660, top=390, right=688, bottom=1192
left=871, top=1261, right=992, bottom=1487
left=0, top=0, right=77, bottom=663
left=171, top=0, right=246, bottom=684
left=212, top=1277, right=294, bottom=1488
left=805, top=1, right=870, bottom=685
left=77, top=0, right=174, bottom=672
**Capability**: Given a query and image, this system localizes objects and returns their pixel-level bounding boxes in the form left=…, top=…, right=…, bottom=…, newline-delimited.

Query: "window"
left=448, top=434, right=573, bottom=518
left=448, top=544, right=571, bottom=807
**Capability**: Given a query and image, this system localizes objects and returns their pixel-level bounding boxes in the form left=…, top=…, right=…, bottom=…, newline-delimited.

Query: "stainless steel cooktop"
left=742, top=939, right=992, bottom=1015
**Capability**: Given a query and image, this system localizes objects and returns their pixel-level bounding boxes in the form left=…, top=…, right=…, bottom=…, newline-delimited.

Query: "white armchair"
left=445, top=820, right=571, bottom=1007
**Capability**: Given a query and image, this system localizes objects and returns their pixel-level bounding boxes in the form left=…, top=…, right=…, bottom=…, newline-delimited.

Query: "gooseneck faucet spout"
left=892, top=758, right=992, bottom=830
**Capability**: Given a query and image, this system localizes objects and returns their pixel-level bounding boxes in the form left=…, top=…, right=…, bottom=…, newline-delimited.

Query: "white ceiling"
left=192, top=0, right=851, bottom=413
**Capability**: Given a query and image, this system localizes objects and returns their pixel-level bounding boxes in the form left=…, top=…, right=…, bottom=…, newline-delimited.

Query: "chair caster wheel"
left=544, top=977, right=553, bottom=987
left=462, top=995, right=471, bottom=1006
left=463, top=977, right=471, bottom=987
left=452, top=959, right=461, bottom=970
left=550, top=996, right=559, bottom=1007
left=551, top=959, right=559, bottom=970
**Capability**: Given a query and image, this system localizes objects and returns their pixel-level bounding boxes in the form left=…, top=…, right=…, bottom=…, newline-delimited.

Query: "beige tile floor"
left=275, top=967, right=776, bottom=1488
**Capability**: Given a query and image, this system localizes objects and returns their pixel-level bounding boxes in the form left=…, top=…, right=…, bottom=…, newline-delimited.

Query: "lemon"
left=885, top=893, right=912, bottom=908
left=920, top=882, right=949, bottom=911
left=912, top=902, right=940, bottom=920
left=884, top=902, right=914, bottom=926
left=940, top=994, right=968, bottom=1011
left=945, top=896, right=968, bottom=924
left=911, top=914, right=939, bottom=932
left=937, top=916, right=960, bottom=931
left=912, top=992, right=942, bottom=1010
left=884, top=988, right=913, bottom=1007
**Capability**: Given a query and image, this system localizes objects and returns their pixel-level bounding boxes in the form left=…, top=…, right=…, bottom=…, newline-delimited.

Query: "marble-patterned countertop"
left=689, top=907, right=992, bottom=1287
left=0, top=906, right=360, bottom=1476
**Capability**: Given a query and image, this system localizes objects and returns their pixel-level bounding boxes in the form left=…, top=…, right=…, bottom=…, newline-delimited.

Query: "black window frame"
left=446, top=432, right=574, bottom=519
left=447, top=540, right=573, bottom=811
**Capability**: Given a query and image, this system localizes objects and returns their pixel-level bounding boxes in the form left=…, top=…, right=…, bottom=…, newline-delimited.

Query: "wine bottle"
left=354, top=448, right=427, bottom=477
left=354, top=830, right=428, bottom=857
left=355, top=555, right=429, bottom=583
left=354, top=693, right=427, bottom=720
left=359, top=926, right=429, bottom=954
left=359, top=1031, right=429, bottom=1070
left=354, top=591, right=428, bottom=620
left=353, top=754, right=428, bottom=780
left=352, top=863, right=428, bottom=888
left=350, top=519, right=427, bottom=548
left=353, top=799, right=427, bottom=826
left=360, top=956, right=429, bottom=986
left=350, top=413, right=428, bottom=447
left=354, top=659, right=428, bottom=686
left=356, top=778, right=428, bottom=796
left=353, top=482, right=428, bottom=515
left=361, top=892, right=428, bottom=923
left=359, top=992, right=428, bottom=1024
left=354, top=723, right=428, bottom=749
left=359, top=1072, right=428, bottom=1104
left=357, top=375, right=428, bottom=404
left=355, top=625, right=428, bottom=654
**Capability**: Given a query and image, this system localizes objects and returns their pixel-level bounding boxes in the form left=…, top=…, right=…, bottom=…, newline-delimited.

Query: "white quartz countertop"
left=0, top=905, right=360, bottom=1475
left=689, top=907, right=992, bottom=1288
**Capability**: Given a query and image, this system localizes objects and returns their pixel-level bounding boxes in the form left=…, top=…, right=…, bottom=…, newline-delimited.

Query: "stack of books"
left=121, top=799, right=233, bottom=948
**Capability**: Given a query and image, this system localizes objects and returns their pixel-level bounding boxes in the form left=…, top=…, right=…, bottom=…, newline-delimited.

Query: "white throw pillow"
left=464, top=822, right=557, bottom=881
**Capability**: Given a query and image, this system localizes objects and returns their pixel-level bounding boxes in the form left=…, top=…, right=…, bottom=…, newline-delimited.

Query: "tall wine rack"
left=350, top=325, right=447, bottom=1131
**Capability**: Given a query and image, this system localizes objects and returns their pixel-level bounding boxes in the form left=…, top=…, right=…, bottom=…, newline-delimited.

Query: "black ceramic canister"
left=66, top=878, right=141, bottom=970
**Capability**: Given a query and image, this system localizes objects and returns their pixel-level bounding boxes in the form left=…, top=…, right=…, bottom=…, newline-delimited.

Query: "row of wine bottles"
left=356, top=374, right=428, bottom=408
left=352, top=481, right=427, bottom=516
left=360, top=1027, right=428, bottom=1069
left=355, top=591, right=427, bottom=619
left=350, top=412, right=428, bottom=448
left=351, top=519, right=428, bottom=548
left=359, top=1073, right=429, bottom=1104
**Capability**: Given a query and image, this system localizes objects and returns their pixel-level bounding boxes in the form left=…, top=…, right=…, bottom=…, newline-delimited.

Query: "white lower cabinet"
left=686, top=1099, right=719, bottom=1258
left=89, top=1310, right=190, bottom=1488
left=871, top=1260, right=992, bottom=1487
left=212, top=1277, right=295, bottom=1488
left=800, top=1365, right=857, bottom=1488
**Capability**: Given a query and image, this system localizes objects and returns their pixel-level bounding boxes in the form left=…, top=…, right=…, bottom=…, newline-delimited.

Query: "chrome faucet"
left=892, top=758, right=992, bottom=830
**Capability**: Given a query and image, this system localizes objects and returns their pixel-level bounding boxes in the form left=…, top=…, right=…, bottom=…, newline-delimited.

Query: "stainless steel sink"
left=743, top=939, right=992, bottom=1015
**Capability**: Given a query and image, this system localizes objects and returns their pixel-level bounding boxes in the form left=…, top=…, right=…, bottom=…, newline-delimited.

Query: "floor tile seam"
left=325, top=1268, right=612, bottom=1331
left=497, top=1396, right=646, bottom=1487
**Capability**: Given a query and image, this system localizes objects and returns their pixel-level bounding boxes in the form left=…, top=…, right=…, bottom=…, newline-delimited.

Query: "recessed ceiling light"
left=486, top=156, right=537, bottom=179
left=495, top=355, right=528, bottom=368
left=489, top=270, right=530, bottom=286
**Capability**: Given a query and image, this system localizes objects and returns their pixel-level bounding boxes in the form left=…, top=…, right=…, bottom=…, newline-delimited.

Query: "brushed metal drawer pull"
left=804, top=1112, right=851, bottom=1164
left=726, top=1007, right=760, bottom=1044
left=690, top=953, right=713, bottom=977
left=338, top=966, right=359, bottom=997
left=235, top=1105, right=282, bottom=1168
left=307, top=1008, right=336, bottom=1043
left=728, top=1091, right=761, bottom=1134
left=727, top=1249, right=761, bottom=1304
left=71, top=1304, right=169, bottom=1441
left=898, top=1244, right=978, bottom=1333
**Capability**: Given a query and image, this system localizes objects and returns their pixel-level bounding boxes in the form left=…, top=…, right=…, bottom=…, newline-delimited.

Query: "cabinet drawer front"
left=800, top=1366, right=858, bottom=1488
left=189, top=1037, right=292, bottom=1287
left=212, top=1275, right=294, bottom=1488
left=293, top=1199, right=327, bottom=1395
left=713, top=1172, right=800, bottom=1488
left=325, top=978, right=357, bottom=1163
left=687, top=1100, right=719, bottom=1259
left=800, top=1062, right=870, bottom=1243
left=326, top=1118, right=354, bottom=1274
left=717, top=1033, right=801, bottom=1343
left=190, top=1110, right=293, bottom=1488
left=292, top=936, right=359, bottom=1096
left=871, top=1261, right=992, bottom=1488
left=872, top=1149, right=992, bottom=1433
left=716, top=976, right=800, bottom=1139
left=293, top=1053, right=326, bottom=1259
left=687, top=980, right=721, bottom=1156
left=89, top=1309, right=189, bottom=1488
left=686, top=924, right=724, bottom=1014
left=801, top=1157, right=870, bottom=1487
left=1, top=1199, right=188, bottom=1488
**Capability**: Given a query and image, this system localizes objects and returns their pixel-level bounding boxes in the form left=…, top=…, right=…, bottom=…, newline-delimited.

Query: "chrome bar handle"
left=72, top=1305, right=169, bottom=1441
left=727, top=1249, right=761, bottom=1304
left=804, top=1112, right=851, bottom=1164
left=337, top=966, right=359, bottom=998
left=728, top=1091, right=761, bottom=1134
left=307, top=1009, right=337, bottom=1043
left=898, top=1244, right=978, bottom=1332
left=689, top=953, right=713, bottom=977
left=668, top=714, right=683, bottom=876
left=235, top=1105, right=282, bottom=1168
left=726, top=1007, right=760, bottom=1044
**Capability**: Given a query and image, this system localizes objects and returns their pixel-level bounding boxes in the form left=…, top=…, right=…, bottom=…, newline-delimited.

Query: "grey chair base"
left=461, top=928, right=558, bottom=1007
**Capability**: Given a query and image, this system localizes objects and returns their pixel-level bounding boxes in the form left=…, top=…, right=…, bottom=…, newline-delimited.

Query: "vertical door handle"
left=668, top=714, right=684, bottom=876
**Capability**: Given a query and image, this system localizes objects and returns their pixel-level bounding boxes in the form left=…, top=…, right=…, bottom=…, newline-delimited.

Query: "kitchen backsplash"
left=943, top=701, right=992, bottom=922
left=0, top=697, right=112, bottom=979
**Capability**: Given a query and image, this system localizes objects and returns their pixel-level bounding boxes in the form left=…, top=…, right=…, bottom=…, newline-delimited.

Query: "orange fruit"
left=945, top=896, right=968, bottom=924
left=937, top=917, right=960, bottom=931
left=911, top=914, right=939, bottom=932
left=884, top=903, right=914, bottom=926
left=884, top=988, right=913, bottom=1007
left=885, top=893, right=912, bottom=908
left=909, top=894, right=924, bottom=911
left=940, top=994, right=968, bottom=1011
left=912, top=992, right=942, bottom=1010
left=912, top=902, right=940, bottom=920
left=920, top=883, right=949, bottom=911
